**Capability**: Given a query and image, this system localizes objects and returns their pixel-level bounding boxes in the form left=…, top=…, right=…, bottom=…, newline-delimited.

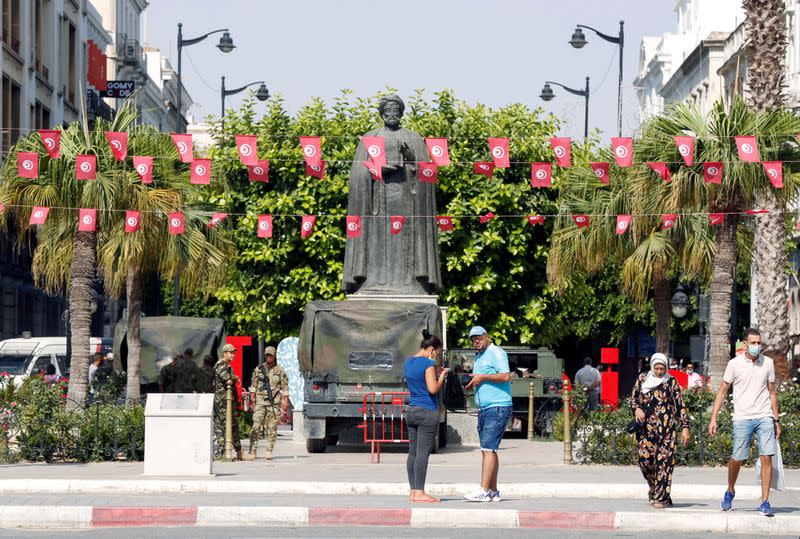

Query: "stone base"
left=346, top=293, right=439, bottom=305
left=445, top=410, right=480, bottom=447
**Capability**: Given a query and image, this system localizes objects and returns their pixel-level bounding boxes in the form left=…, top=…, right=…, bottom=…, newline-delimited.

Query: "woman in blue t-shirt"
left=403, top=329, right=448, bottom=503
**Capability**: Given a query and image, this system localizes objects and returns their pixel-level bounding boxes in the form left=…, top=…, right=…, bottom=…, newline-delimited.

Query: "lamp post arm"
left=223, top=81, right=266, bottom=97
left=180, top=28, right=229, bottom=47
left=576, top=23, right=621, bottom=44
left=545, top=81, right=587, bottom=97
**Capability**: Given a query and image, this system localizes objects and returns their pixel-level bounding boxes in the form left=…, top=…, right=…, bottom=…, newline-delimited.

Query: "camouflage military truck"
left=298, top=300, right=445, bottom=453
left=446, top=347, right=564, bottom=436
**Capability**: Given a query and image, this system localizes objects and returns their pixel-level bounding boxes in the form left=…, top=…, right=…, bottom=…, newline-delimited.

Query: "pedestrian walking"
left=463, top=326, right=512, bottom=503
left=173, top=352, right=198, bottom=393
left=575, top=357, right=602, bottom=410
left=686, top=362, right=703, bottom=389
left=245, top=346, right=289, bottom=461
left=629, top=353, right=690, bottom=508
left=214, top=343, right=243, bottom=460
left=195, top=355, right=216, bottom=393
left=404, top=330, right=447, bottom=503
left=708, top=328, right=780, bottom=517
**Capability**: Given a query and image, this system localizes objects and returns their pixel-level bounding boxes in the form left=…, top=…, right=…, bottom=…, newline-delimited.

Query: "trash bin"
left=144, top=393, right=214, bottom=476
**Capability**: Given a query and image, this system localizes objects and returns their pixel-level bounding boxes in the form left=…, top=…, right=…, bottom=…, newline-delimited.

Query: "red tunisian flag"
left=550, top=137, right=571, bottom=167
left=425, top=138, right=451, bottom=166
left=124, top=211, right=141, bottom=233
left=362, top=136, right=386, bottom=168
left=363, top=160, right=383, bottom=181
left=474, top=162, right=495, bottom=178
left=133, top=156, right=153, bottom=184
left=105, top=132, right=128, bottom=161
left=735, top=136, right=760, bottom=162
left=301, top=215, right=316, bottom=238
left=390, top=215, right=405, bottom=235
left=235, top=135, right=258, bottom=166
left=38, top=130, right=61, bottom=159
left=527, top=215, right=544, bottom=226
left=661, top=214, right=678, bottom=230
left=78, top=209, right=97, bottom=232
left=418, top=162, right=438, bottom=183
left=647, top=162, right=671, bottom=182
left=17, top=152, right=38, bottom=179
left=674, top=136, right=695, bottom=166
left=306, top=160, right=325, bottom=179
left=29, top=206, right=49, bottom=225
left=590, top=162, right=610, bottom=184
left=257, top=215, right=273, bottom=238
left=299, top=137, right=322, bottom=167
left=346, top=216, right=362, bottom=238
left=615, top=214, right=631, bottom=235
left=488, top=137, right=510, bottom=168
left=703, top=162, right=723, bottom=184
left=249, top=160, right=270, bottom=182
left=190, top=159, right=211, bottom=184
left=709, top=213, right=725, bottom=226
left=611, top=137, right=633, bottom=167
left=573, top=214, right=590, bottom=228
left=530, top=163, right=552, bottom=188
left=170, top=134, right=193, bottom=163
left=479, top=212, right=495, bottom=224
left=436, top=215, right=454, bottom=232
left=168, top=212, right=185, bottom=235
left=762, top=161, right=783, bottom=188
left=208, top=213, right=228, bottom=228
left=76, top=154, right=97, bottom=180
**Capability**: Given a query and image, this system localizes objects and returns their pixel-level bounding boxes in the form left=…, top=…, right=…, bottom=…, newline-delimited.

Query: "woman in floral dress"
left=629, top=353, right=690, bottom=508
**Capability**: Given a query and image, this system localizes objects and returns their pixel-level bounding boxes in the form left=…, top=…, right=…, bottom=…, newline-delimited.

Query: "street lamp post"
left=569, top=20, right=624, bottom=137
left=220, top=76, right=270, bottom=127
left=539, top=77, right=590, bottom=139
left=176, top=23, right=235, bottom=133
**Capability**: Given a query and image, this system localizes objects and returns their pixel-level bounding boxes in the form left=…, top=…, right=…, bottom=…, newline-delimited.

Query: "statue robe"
left=341, top=126, right=441, bottom=295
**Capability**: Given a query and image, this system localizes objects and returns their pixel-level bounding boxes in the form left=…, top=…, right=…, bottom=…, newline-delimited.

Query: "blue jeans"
left=731, top=417, right=777, bottom=461
left=478, top=405, right=512, bottom=452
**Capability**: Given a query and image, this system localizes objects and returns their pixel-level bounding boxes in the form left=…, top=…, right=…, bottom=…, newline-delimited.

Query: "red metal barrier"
left=357, top=392, right=409, bottom=463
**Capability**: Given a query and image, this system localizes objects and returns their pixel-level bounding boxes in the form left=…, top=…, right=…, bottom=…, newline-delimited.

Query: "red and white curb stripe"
left=0, top=506, right=798, bottom=534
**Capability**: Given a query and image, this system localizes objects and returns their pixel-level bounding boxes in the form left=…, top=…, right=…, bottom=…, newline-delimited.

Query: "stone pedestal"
left=346, top=293, right=439, bottom=305
left=144, top=393, right=214, bottom=476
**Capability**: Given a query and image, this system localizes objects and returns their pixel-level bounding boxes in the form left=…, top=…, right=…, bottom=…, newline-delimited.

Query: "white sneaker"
left=488, top=489, right=501, bottom=502
left=463, top=488, right=491, bottom=502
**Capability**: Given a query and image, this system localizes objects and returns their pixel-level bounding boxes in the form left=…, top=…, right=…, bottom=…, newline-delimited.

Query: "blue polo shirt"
left=474, top=344, right=512, bottom=408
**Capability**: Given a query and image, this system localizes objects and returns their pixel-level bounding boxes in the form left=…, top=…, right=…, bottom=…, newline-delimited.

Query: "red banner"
left=530, top=162, right=552, bottom=188
left=306, top=161, right=325, bottom=179
left=190, top=159, right=211, bottom=184
left=527, top=215, right=544, bottom=226
left=362, top=136, right=386, bottom=168
left=479, top=212, right=495, bottom=224
left=573, top=214, right=590, bottom=228
left=235, top=135, right=258, bottom=166
left=248, top=160, right=269, bottom=182
left=346, top=215, right=362, bottom=238
left=703, top=162, right=723, bottom=184
left=762, top=161, right=783, bottom=188
left=611, top=137, right=633, bottom=167
left=257, top=215, right=273, bottom=238
left=299, top=136, right=322, bottom=167
left=590, top=162, right=610, bottom=184
left=38, top=130, right=61, bottom=159
left=615, top=214, right=631, bottom=235
left=418, top=162, right=438, bottom=183
left=29, top=206, right=49, bottom=225
left=363, top=160, right=383, bottom=181
left=550, top=137, right=571, bottom=167
left=301, top=215, right=316, bottom=238
left=661, top=214, right=677, bottom=230
left=436, top=215, right=454, bottom=232
left=168, top=212, right=185, bottom=235
left=647, top=162, right=671, bottom=182
left=78, top=209, right=97, bottom=232
left=209, top=213, right=228, bottom=228
left=105, top=132, right=128, bottom=161
left=674, top=136, right=695, bottom=166
left=425, top=138, right=451, bottom=166
left=170, top=134, right=193, bottom=163
left=133, top=156, right=153, bottom=184
left=76, top=155, right=97, bottom=180
left=17, top=152, right=38, bottom=179
left=488, top=137, right=510, bottom=168
left=390, top=215, right=405, bottom=235
left=474, top=162, right=495, bottom=178
left=125, top=211, right=141, bottom=233
left=709, top=213, right=725, bottom=226
left=735, top=135, right=760, bottom=162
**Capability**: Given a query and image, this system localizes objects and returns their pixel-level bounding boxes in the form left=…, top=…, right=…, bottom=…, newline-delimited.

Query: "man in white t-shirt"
left=708, top=328, right=780, bottom=517
left=574, top=357, right=601, bottom=410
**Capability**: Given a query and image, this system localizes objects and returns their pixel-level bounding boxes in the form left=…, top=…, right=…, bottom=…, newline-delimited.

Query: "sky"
left=142, top=0, right=677, bottom=142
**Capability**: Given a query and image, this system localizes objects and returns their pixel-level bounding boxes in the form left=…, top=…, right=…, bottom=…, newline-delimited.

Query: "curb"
left=0, top=505, right=798, bottom=533
left=0, top=479, right=763, bottom=500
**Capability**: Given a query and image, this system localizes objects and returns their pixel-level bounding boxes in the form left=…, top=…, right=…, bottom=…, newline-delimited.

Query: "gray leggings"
left=406, top=406, right=439, bottom=490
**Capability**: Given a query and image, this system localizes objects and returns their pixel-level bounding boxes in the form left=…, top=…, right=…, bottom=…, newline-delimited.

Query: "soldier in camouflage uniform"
left=214, top=343, right=242, bottom=459
left=195, top=355, right=216, bottom=393
left=245, top=346, right=289, bottom=461
left=173, top=351, right=198, bottom=393
left=158, top=355, right=178, bottom=392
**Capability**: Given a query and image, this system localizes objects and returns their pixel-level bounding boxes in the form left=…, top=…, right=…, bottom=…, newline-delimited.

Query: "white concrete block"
left=0, top=506, right=92, bottom=529
left=411, top=508, right=518, bottom=528
left=197, top=506, right=308, bottom=526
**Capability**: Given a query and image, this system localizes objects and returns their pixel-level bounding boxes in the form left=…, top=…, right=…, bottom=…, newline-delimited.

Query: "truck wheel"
left=438, top=418, right=448, bottom=449
left=306, top=438, right=327, bottom=453
left=325, top=434, right=339, bottom=447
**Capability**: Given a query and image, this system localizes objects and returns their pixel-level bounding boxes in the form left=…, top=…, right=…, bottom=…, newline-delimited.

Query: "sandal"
left=651, top=501, right=669, bottom=509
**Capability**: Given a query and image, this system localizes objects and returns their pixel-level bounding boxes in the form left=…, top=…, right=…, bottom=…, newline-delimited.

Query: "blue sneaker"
left=488, top=489, right=501, bottom=502
left=720, top=490, right=735, bottom=511
left=758, top=500, right=774, bottom=517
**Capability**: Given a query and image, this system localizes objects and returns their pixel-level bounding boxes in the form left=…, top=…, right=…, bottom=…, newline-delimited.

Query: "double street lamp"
left=221, top=76, right=270, bottom=126
left=175, top=23, right=236, bottom=133
left=569, top=20, right=624, bottom=137
left=539, top=77, right=590, bottom=139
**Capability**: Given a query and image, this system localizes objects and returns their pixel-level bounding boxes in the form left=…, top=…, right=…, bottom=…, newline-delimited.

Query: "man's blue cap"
left=469, top=326, right=487, bottom=338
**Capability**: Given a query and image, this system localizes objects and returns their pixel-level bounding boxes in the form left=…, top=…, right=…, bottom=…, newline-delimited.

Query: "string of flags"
left=12, top=131, right=792, bottom=189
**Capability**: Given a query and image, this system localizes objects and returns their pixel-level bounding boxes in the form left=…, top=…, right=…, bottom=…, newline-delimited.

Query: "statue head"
left=378, top=94, right=405, bottom=129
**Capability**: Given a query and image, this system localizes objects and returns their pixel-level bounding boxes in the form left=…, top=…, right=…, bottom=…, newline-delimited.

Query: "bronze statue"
left=341, top=95, right=441, bottom=295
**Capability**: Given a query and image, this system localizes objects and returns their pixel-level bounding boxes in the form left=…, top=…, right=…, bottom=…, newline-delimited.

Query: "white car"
left=0, top=336, right=112, bottom=387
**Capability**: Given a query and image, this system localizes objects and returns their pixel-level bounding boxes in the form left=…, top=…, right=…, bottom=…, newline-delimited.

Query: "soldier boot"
left=264, top=450, right=273, bottom=460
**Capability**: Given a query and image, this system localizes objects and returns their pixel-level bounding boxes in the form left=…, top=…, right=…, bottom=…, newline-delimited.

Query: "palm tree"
left=633, top=98, right=800, bottom=388
left=0, top=103, right=137, bottom=409
left=744, top=0, right=791, bottom=354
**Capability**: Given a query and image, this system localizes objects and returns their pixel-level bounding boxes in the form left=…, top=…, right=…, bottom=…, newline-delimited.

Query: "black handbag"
left=626, top=395, right=657, bottom=434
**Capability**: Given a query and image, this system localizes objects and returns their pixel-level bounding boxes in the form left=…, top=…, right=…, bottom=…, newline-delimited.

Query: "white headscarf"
left=641, top=353, right=670, bottom=394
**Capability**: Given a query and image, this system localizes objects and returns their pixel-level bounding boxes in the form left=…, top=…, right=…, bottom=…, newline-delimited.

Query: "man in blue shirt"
left=463, top=326, right=512, bottom=502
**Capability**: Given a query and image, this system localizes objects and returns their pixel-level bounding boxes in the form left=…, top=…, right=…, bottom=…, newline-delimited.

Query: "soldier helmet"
left=264, top=346, right=277, bottom=357
left=221, top=343, right=237, bottom=353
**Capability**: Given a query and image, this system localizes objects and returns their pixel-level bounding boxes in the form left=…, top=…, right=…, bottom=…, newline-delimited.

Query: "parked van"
left=0, top=336, right=112, bottom=387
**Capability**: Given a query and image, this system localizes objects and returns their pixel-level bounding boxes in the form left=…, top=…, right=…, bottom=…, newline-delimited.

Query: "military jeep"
left=298, top=300, right=446, bottom=453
